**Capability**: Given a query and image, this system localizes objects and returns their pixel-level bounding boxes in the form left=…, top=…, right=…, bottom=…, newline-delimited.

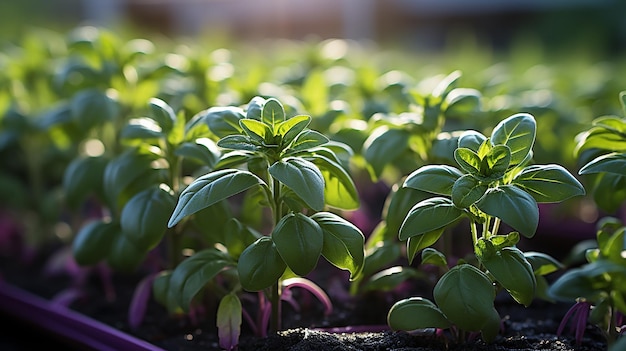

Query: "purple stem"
left=282, top=277, right=333, bottom=316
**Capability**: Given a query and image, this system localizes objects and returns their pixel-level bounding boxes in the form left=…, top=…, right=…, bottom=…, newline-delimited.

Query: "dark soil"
left=0, top=243, right=609, bottom=351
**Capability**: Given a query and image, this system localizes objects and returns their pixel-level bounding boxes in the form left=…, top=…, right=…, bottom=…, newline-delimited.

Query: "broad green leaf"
left=592, top=116, right=626, bottom=134
left=223, top=219, right=262, bottom=259
left=107, top=233, right=147, bottom=272
left=63, top=156, right=108, bottom=208
left=269, top=157, right=325, bottom=211
left=575, top=127, right=626, bottom=155
left=148, top=97, right=176, bottom=133
left=454, top=147, right=481, bottom=175
left=193, top=201, right=234, bottom=244
left=477, top=244, right=536, bottom=306
left=476, top=185, right=539, bottom=238
left=190, top=106, right=245, bottom=138
left=272, top=213, right=323, bottom=276
left=399, top=197, right=463, bottom=240
left=444, top=88, right=481, bottom=118
left=385, top=186, right=434, bottom=238
left=217, top=135, right=258, bottom=152
left=434, top=264, right=499, bottom=332
left=457, top=130, right=487, bottom=152
left=238, top=236, right=286, bottom=291
left=483, top=145, right=511, bottom=177
left=403, top=165, right=464, bottom=195
left=406, top=228, right=445, bottom=264
left=168, top=169, right=266, bottom=227
left=363, top=127, right=411, bottom=178
left=514, top=164, right=586, bottom=203
left=152, top=271, right=181, bottom=313
left=70, top=89, right=118, bottom=130
left=363, top=266, right=422, bottom=292
left=451, top=174, right=488, bottom=208
left=308, top=154, right=359, bottom=210
left=217, top=294, right=242, bottom=351
left=119, top=118, right=164, bottom=141
left=580, top=152, right=626, bottom=176
left=72, top=220, right=117, bottom=265
left=261, top=98, right=285, bottom=126
left=240, top=119, right=273, bottom=144
left=174, top=138, right=221, bottom=167
left=432, top=70, right=462, bottom=99
left=388, top=297, right=451, bottom=331
left=311, top=212, right=365, bottom=280
left=287, top=130, right=329, bottom=153
left=103, top=149, right=159, bottom=211
left=590, top=173, right=626, bottom=213
left=245, top=96, right=265, bottom=120
left=120, top=186, right=176, bottom=250
left=421, top=248, right=448, bottom=268
left=276, top=115, right=310, bottom=147
left=491, top=113, right=536, bottom=166
left=489, top=232, right=520, bottom=250
left=548, top=267, right=603, bottom=302
left=524, top=252, right=563, bottom=275
left=361, top=241, right=401, bottom=278
left=169, top=248, right=234, bottom=311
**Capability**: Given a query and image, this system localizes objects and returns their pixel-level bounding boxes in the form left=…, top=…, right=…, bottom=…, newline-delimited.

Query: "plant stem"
left=269, top=176, right=283, bottom=333
left=491, top=217, right=501, bottom=237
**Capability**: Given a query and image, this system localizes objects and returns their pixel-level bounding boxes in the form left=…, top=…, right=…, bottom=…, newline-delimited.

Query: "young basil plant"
left=387, top=113, right=585, bottom=342
left=166, top=96, right=365, bottom=333
left=575, top=90, right=626, bottom=213
left=548, top=207, right=626, bottom=346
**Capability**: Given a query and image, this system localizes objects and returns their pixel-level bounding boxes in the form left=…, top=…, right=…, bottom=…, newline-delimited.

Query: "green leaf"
left=454, top=147, right=482, bottom=175
left=308, top=154, right=359, bottom=210
left=63, top=156, right=108, bottom=208
left=240, top=119, right=273, bottom=144
left=272, top=213, right=323, bottom=276
left=406, top=228, right=445, bottom=264
left=421, top=248, right=448, bottom=268
left=524, top=251, right=563, bottom=275
left=70, top=89, right=118, bottom=130
left=107, top=234, right=147, bottom=272
left=457, top=130, right=487, bottom=152
left=148, top=97, right=176, bottom=133
left=434, top=264, right=499, bottom=332
left=103, top=149, right=159, bottom=212
left=403, top=165, right=464, bottom=195
left=451, top=174, right=488, bottom=208
left=168, top=169, right=266, bottom=227
left=363, top=266, right=421, bottom=292
left=592, top=116, right=626, bottom=134
left=514, top=164, right=586, bottom=203
left=361, top=241, right=401, bottom=278
left=276, top=115, right=311, bottom=147
left=548, top=267, right=603, bottom=302
left=223, top=219, right=262, bottom=259
left=385, top=186, right=433, bottom=239
left=580, top=152, right=626, bottom=176
left=191, top=106, right=245, bottom=138
left=491, top=113, right=536, bottom=166
left=175, top=139, right=221, bottom=167
left=287, top=130, right=329, bottom=153
left=217, top=135, right=258, bottom=151
left=477, top=244, right=536, bottom=306
left=120, top=118, right=164, bottom=141
left=261, top=98, right=286, bottom=126
left=311, top=212, right=365, bottom=280
left=269, top=157, right=325, bottom=211
left=483, top=145, right=511, bottom=177
left=363, top=127, right=411, bottom=178
left=217, top=294, right=242, bottom=351
left=238, top=236, right=286, bottom=291
left=121, top=186, right=175, bottom=250
left=575, top=127, right=626, bottom=155
left=388, top=297, right=451, bottom=331
left=72, top=220, right=117, bottom=265
left=152, top=271, right=181, bottom=313
left=400, top=197, right=463, bottom=240
left=169, top=248, right=234, bottom=311
left=246, top=96, right=265, bottom=120
left=476, top=185, right=539, bottom=238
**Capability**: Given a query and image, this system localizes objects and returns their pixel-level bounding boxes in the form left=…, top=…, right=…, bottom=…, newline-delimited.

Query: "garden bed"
left=0, top=244, right=607, bottom=351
